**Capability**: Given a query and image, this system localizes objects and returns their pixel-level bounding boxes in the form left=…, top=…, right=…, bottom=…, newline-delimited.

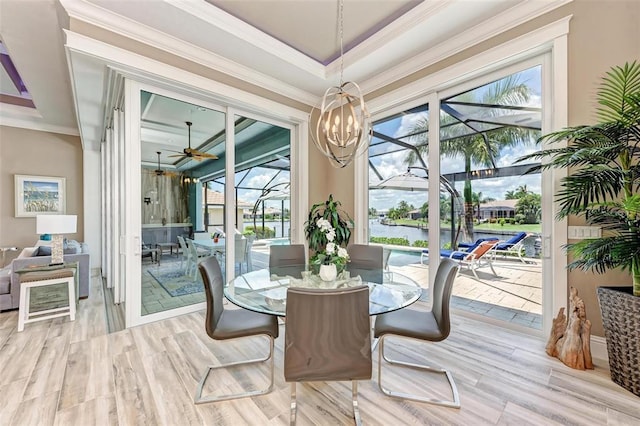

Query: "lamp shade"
left=36, top=214, right=77, bottom=234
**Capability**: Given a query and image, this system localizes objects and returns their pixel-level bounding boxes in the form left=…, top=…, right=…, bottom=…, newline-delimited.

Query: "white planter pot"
left=319, top=264, right=337, bottom=282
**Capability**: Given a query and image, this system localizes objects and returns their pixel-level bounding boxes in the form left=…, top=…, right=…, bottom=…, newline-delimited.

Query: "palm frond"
left=567, top=229, right=640, bottom=273
left=597, top=61, right=640, bottom=122
left=555, top=167, right=624, bottom=217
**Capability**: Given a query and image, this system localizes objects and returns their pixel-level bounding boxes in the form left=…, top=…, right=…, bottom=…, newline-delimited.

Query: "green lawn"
left=384, top=218, right=541, bottom=234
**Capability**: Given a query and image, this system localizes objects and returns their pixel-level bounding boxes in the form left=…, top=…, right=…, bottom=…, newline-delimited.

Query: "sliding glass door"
left=117, top=81, right=301, bottom=327
left=366, top=58, right=548, bottom=332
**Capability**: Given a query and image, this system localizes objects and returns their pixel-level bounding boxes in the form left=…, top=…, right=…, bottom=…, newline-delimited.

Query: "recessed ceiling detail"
left=0, top=40, right=35, bottom=108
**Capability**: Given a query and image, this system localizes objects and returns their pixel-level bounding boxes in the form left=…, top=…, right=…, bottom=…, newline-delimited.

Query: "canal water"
left=254, top=220, right=520, bottom=245
left=368, top=220, right=513, bottom=245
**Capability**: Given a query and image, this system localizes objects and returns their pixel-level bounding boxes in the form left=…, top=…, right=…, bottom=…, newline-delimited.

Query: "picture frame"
left=14, top=175, right=66, bottom=217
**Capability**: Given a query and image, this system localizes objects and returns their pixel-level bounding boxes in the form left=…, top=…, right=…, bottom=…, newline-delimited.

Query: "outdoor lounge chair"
left=439, top=240, right=498, bottom=279
left=491, top=232, right=530, bottom=263
left=420, top=237, right=495, bottom=265
left=456, top=237, right=499, bottom=250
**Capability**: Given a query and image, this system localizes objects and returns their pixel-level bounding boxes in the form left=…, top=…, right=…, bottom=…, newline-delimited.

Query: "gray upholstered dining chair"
left=373, top=257, right=461, bottom=408
left=284, top=286, right=371, bottom=425
left=194, top=256, right=279, bottom=404
left=347, top=244, right=383, bottom=269
left=347, top=244, right=384, bottom=283
left=269, top=244, right=306, bottom=267
left=269, top=244, right=306, bottom=278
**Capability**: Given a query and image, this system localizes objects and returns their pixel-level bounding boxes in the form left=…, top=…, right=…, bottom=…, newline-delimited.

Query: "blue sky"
left=368, top=66, right=542, bottom=211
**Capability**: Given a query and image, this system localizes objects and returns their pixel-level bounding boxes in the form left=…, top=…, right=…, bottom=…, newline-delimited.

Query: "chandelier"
left=310, top=0, right=371, bottom=168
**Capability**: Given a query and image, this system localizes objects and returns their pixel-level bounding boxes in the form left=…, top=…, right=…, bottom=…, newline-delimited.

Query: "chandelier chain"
left=339, top=0, right=344, bottom=86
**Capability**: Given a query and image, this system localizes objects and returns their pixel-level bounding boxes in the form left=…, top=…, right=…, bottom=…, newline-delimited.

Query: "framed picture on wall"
left=14, top=175, right=66, bottom=217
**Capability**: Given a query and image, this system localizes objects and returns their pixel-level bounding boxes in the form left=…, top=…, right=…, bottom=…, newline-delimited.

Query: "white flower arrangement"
left=310, top=218, right=350, bottom=268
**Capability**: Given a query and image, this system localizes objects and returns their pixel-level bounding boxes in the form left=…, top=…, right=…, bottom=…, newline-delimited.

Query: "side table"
left=156, top=242, right=179, bottom=258
left=15, top=265, right=77, bottom=331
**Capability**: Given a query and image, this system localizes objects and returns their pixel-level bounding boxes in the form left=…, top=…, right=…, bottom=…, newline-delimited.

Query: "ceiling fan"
left=168, top=121, right=218, bottom=161
left=152, top=151, right=178, bottom=177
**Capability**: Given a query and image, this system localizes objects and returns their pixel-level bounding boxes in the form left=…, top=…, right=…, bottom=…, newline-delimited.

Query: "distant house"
left=204, top=190, right=253, bottom=230
left=478, top=199, right=518, bottom=220
left=409, top=209, right=423, bottom=220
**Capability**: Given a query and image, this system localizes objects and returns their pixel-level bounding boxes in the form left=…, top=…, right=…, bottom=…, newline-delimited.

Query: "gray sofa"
left=0, top=248, right=90, bottom=311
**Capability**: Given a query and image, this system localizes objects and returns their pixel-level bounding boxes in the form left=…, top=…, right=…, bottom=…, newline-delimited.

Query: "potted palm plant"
left=518, top=61, right=640, bottom=396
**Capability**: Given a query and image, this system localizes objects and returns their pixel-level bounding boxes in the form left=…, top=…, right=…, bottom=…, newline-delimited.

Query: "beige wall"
left=563, top=0, right=639, bottom=336
left=0, top=126, right=84, bottom=263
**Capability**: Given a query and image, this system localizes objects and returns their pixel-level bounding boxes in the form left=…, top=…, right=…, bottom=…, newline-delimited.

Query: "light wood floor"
left=1, top=276, right=639, bottom=425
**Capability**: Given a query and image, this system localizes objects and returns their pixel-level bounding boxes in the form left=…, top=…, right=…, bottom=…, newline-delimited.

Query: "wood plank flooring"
left=1, top=275, right=639, bottom=425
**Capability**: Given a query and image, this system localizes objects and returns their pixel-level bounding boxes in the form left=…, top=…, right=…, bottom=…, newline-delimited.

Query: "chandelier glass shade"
left=310, top=0, right=371, bottom=168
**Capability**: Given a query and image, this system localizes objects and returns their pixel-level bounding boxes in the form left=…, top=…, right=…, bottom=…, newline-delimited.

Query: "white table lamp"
left=36, top=214, right=77, bottom=265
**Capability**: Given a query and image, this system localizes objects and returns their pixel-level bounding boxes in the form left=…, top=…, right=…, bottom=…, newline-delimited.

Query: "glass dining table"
left=225, top=265, right=423, bottom=317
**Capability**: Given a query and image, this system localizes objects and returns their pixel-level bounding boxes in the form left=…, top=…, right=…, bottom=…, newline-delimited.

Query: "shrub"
left=412, top=240, right=429, bottom=248
left=369, top=236, right=410, bottom=246
left=244, top=225, right=275, bottom=239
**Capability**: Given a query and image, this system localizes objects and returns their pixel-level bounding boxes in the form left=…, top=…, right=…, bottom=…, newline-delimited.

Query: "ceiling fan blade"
left=167, top=153, right=185, bottom=158
left=192, top=150, right=218, bottom=159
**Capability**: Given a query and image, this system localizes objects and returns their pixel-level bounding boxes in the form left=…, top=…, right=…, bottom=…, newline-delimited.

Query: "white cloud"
left=395, top=111, right=428, bottom=140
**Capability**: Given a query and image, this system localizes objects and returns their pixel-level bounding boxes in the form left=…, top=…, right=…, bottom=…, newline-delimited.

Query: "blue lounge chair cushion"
left=439, top=249, right=467, bottom=260
left=495, top=232, right=527, bottom=251
left=456, top=237, right=498, bottom=251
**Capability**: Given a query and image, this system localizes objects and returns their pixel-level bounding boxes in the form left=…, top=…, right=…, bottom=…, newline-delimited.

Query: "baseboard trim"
left=591, top=335, right=608, bottom=364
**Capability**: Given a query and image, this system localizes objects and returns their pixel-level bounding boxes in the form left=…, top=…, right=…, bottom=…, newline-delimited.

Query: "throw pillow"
left=33, top=246, right=79, bottom=257
left=33, top=246, right=52, bottom=256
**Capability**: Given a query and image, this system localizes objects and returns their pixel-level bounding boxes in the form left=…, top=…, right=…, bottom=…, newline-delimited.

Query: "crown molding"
left=0, top=117, right=80, bottom=136
left=360, top=0, right=573, bottom=95
left=168, top=0, right=325, bottom=79
left=326, top=0, right=454, bottom=77
left=0, top=104, right=79, bottom=136
left=60, top=0, right=318, bottom=106
left=367, top=15, right=572, bottom=115
left=59, top=0, right=572, bottom=108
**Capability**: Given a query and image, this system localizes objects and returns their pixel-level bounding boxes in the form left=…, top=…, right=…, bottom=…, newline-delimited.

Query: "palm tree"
left=405, top=74, right=538, bottom=240
left=472, top=191, right=495, bottom=219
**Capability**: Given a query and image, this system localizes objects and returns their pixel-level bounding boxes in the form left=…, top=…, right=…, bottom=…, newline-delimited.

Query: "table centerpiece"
left=305, top=195, right=353, bottom=281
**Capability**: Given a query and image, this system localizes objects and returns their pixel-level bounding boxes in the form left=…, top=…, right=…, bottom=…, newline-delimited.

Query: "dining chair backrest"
left=244, top=234, right=255, bottom=271
left=269, top=244, right=305, bottom=267
left=199, top=256, right=225, bottom=337
left=347, top=244, right=383, bottom=269
left=284, top=285, right=371, bottom=382
left=177, top=235, right=191, bottom=261
left=431, top=258, right=460, bottom=339
left=193, top=231, right=210, bottom=241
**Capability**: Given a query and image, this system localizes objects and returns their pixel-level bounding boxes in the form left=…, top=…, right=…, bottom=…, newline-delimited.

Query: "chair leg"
left=487, top=260, right=498, bottom=276
left=289, top=382, right=297, bottom=425
left=194, top=335, right=275, bottom=404
left=352, top=381, right=362, bottom=426
left=377, top=335, right=460, bottom=408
